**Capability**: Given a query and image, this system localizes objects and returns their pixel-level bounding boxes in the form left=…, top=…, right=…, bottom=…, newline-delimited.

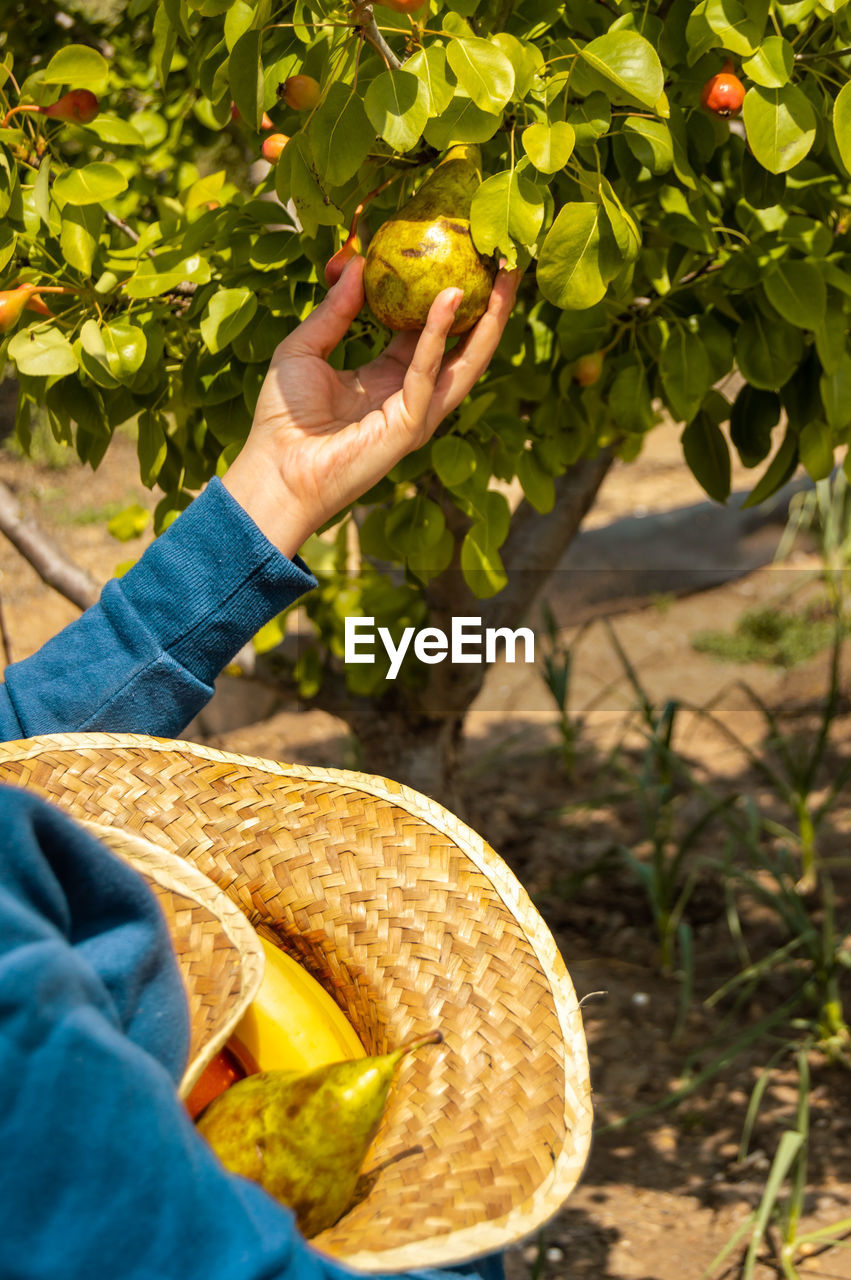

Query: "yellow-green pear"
left=363, top=144, right=496, bottom=335
left=196, top=1031, right=442, bottom=1238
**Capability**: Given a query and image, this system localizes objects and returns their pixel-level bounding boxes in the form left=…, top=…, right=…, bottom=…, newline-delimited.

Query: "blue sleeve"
left=0, top=787, right=503, bottom=1280
left=0, top=477, right=317, bottom=741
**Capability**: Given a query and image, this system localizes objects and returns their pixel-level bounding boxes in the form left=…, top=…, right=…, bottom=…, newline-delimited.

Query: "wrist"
left=220, top=452, right=314, bottom=560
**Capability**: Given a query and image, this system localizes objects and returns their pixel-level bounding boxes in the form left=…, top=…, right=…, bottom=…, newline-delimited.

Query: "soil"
left=1, top=422, right=850, bottom=1280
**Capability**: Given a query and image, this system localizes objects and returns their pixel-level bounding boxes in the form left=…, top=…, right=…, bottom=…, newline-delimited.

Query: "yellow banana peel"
left=231, top=936, right=364, bottom=1073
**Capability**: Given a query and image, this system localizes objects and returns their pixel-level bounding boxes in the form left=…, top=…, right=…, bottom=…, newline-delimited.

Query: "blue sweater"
left=0, top=480, right=503, bottom=1280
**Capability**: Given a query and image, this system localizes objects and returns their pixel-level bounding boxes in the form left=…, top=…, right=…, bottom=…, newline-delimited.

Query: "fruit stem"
left=1, top=104, right=41, bottom=127
left=398, top=1030, right=443, bottom=1058
left=346, top=172, right=403, bottom=244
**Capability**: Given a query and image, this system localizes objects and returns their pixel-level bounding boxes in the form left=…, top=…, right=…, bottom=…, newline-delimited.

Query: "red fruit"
left=185, top=1045, right=249, bottom=1120
left=573, top=350, right=604, bottom=386
left=25, top=293, right=53, bottom=317
left=700, top=62, right=744, bottom=118
left=261, top=132, right=289, bottom=163
left=0, top=284, right=38, bottom=333
left=43, top=89, right=99, bottom=124
left=282, top=75, right=321, bottom=110
left=231, top=103, right=275, bottom=130
left=324, top=234, right=360, bottom=287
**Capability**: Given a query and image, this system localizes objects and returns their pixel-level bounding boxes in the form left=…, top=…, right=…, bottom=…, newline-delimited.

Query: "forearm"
left=0, top=479, right=315, bottom=742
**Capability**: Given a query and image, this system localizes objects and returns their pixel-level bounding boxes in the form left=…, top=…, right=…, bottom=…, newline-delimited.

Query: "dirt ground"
left=1, top=422, right=850, bottom=1280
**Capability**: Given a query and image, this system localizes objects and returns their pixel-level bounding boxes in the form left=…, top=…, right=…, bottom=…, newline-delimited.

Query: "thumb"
left=283, top=254, right=365, bottom=360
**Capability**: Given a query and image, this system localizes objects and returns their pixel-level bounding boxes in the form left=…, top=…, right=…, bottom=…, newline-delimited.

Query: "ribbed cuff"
left=114, top=478, right=317, bottom=688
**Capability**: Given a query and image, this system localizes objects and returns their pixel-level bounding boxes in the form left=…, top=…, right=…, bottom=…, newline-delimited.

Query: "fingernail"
left=448, top=288, right=463, bottom=311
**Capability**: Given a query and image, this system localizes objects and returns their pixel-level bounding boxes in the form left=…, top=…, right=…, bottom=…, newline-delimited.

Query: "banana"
left=230, top=936, right=364, bottom=1074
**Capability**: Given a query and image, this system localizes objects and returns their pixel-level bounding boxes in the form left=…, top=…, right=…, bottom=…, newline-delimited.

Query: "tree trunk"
left=309, top=450, right=617, bottom=804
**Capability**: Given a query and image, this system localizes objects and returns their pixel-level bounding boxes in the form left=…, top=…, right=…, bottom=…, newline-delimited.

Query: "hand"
left=221, top=254, right=521, bottom=558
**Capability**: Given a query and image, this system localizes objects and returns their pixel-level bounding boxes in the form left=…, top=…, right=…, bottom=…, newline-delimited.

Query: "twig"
left=105, top=210, right=140, bottom=243
left=0, top=478, right=98, bottom=612
left=352, top=4, right=402, bottom=70
left=795, top=45, right=851, bottom=60
left=106, top=210, right=197, bottom=298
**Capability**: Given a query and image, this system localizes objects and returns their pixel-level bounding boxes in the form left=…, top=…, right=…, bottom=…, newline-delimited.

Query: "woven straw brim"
left=77, top=818, right=264, bottom=1097
left=0, top=733, right=592, bottom=1273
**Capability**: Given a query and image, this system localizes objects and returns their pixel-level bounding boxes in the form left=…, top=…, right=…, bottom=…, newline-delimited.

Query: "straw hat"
left=0, top=732, right=592, bottom=1273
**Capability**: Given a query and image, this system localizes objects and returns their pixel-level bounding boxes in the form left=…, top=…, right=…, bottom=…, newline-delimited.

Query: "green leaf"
left=31, top=157, right=51, bottom=227
left=45, top=379, right=105, bottom=439
left=577, top=30, right=664, bottom=110
left=137, top=409, right=168, bottom=488
left=820, top=352, right=851, bottom=431
left=567, top=92, right=611, bottom=145
left=623, top=117, right=673, bottom=174
left=470, top=169, right=544, bottom=263
left=8, top=326, right=78, bottom=378
left=53, top=163, right=128, bottom=207
left=403, top=47, right=454, bottom=117
left=423, top=96, right=502, bottom=149
left=730, top=385, right=780, bottom=467
left=833, top=80, right=851, bottom=175
left=742, top=85, right=817, bottom=175
left=660, top=328, right=712, bottom=422
left=432, top=436, right=477, bottom=488
left=229, top=28, right=264, bottom=130
left=43, top=44, right=109, bottom=94
left=124, top=253, right=212, bottom=299
left=385, top=496, right=446, bottom=556
left=763, top=260, right=826, bottom=330
left=521, top=121, right=575, bottom=174
left=517, top=450, right=555, bottom=513
left=152, top=4, right=178, bottom=87
left=735, top=310, right=803, bottom=389
left=108, top=503, right=152, bottom=542
left=60, top=204, right=103, bottom=277
left=742, top=36, right=794, bottom=88
left=686, top=0, right=769, bottom=60
left=682, top=414, right=731, bottom=502
left=365, top=70, right=429, bottom=153
left=798, top=421, right=834, bottom=481
left=742, top=428, right=798, bottom=507
left=446, top=38, right=514, bottom=113
left=814, top=293, right=846, bottom=374
left=609, top=358, right=655, bottom=434
left=86, top=115, right=146, bottom=146
left=536, top=202, right=610, bottom=311
left=491, top=32, right=544, bottom=99
left=200, top=287, right=258, bottom=353
left=0, top=226, right=15, bottom=274
left=307, top=82, right=372, bottom=186
left=275, top=133, right=343, bottom=238
left=406, top=526, right=454, bottom=583
left=460, top=524, right=507, bottom=597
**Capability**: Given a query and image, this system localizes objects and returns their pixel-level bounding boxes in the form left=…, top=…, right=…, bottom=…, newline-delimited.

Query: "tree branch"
left=352, top=3, right=402, bottom=69
left=0, top=478, right=99, bottom=612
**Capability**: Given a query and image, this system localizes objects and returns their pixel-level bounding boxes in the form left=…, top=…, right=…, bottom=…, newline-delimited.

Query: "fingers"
left=428, top=267, right=521, bottom=425
left=396, top=287, right=463, bottom=430
left=281, top=254, right=366, bottom=360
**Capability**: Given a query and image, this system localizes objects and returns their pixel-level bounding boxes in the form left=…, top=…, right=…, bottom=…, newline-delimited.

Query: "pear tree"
left=1, top=0, right=851, bottom=792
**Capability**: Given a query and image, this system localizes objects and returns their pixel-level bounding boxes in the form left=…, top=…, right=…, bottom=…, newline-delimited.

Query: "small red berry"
left=261, top=133, right=289, bottom=163
left=700, top=62, right=745, bottom=118
left=281, top=75, right=321, bottom=111
left=573, top=350, right=604, bottom=386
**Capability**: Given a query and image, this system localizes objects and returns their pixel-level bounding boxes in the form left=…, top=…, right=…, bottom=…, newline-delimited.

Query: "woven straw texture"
left=77, top=819, right=264, bottom=1096
left=0, top=733, right=592, bottom=1273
